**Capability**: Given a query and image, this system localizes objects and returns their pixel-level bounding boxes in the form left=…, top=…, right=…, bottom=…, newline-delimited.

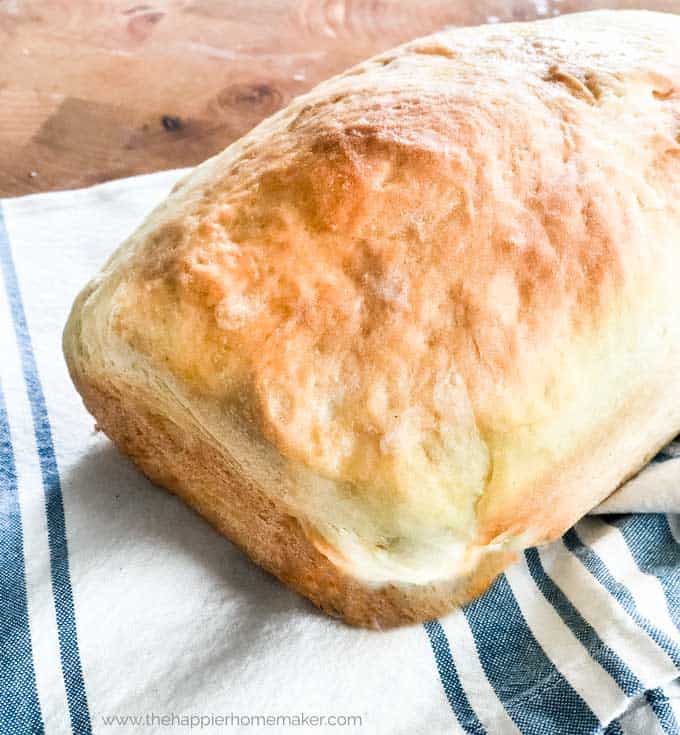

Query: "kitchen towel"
left=1, top=169, right=679, bottom=735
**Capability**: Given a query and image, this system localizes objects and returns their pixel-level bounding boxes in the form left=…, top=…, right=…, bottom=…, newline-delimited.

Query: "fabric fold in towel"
left=593, top=439, right=680, bottom=514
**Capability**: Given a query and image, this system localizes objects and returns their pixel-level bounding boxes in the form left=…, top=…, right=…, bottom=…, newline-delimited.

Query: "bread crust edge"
left=67, top=361, right=517, bottom=628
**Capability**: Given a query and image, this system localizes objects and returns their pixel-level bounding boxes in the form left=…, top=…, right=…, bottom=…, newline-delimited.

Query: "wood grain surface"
left=1, top=0, right=678, bottom=196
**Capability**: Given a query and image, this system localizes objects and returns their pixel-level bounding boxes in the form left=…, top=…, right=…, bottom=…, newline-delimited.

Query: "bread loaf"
left=63, top=10, right=680, bottom=627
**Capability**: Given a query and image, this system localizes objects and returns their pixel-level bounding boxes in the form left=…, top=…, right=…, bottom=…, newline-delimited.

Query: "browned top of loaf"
left=109, top=11, right=680, bottom=558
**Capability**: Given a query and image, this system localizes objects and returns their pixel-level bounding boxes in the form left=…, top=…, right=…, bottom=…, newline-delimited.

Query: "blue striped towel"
left=1, top=170, right=679, bottom=735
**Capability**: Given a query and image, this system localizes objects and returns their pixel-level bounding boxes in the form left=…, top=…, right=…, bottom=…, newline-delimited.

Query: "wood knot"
left=125, top=6, right=164, bottom=41
left=217, top=83, right=283, bottom=114
left=161, top=115, right=183, bottom=132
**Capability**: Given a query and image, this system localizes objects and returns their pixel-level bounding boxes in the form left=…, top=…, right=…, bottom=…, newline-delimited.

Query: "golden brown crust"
left=63, top=10, right=680, bottom=625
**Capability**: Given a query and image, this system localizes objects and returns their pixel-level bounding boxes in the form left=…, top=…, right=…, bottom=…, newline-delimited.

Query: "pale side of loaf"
left=64, top=11, right=680, bottom=627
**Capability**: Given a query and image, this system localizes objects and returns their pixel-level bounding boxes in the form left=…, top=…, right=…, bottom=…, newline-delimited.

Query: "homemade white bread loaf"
left=64, top=10, right=680, bottom=627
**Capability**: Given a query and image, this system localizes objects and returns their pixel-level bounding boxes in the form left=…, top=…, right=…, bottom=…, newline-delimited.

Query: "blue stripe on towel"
left=602, top=514, right=680, bottom=631
left=563, top=528, right=680, bottom=668
left=424, top=620, right=485, bottom=734
left=0, top=380, right=44, bottom=735
left=602, top=719, right=624, bottom=735
left=524, top=547, right=643, bottom=698
left=464, top=574, right=599, bottom=735
left=645, top=687, right=680, bottom=735
left=0, top=206, right=92, bottom=735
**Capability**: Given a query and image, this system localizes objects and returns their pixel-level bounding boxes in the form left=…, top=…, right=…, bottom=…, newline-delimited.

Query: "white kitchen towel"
left=1, top=169, right=679, bottom=735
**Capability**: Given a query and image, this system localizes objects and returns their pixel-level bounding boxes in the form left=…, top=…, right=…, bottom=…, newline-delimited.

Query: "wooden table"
left=1, top=0, right=678, bottom=197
